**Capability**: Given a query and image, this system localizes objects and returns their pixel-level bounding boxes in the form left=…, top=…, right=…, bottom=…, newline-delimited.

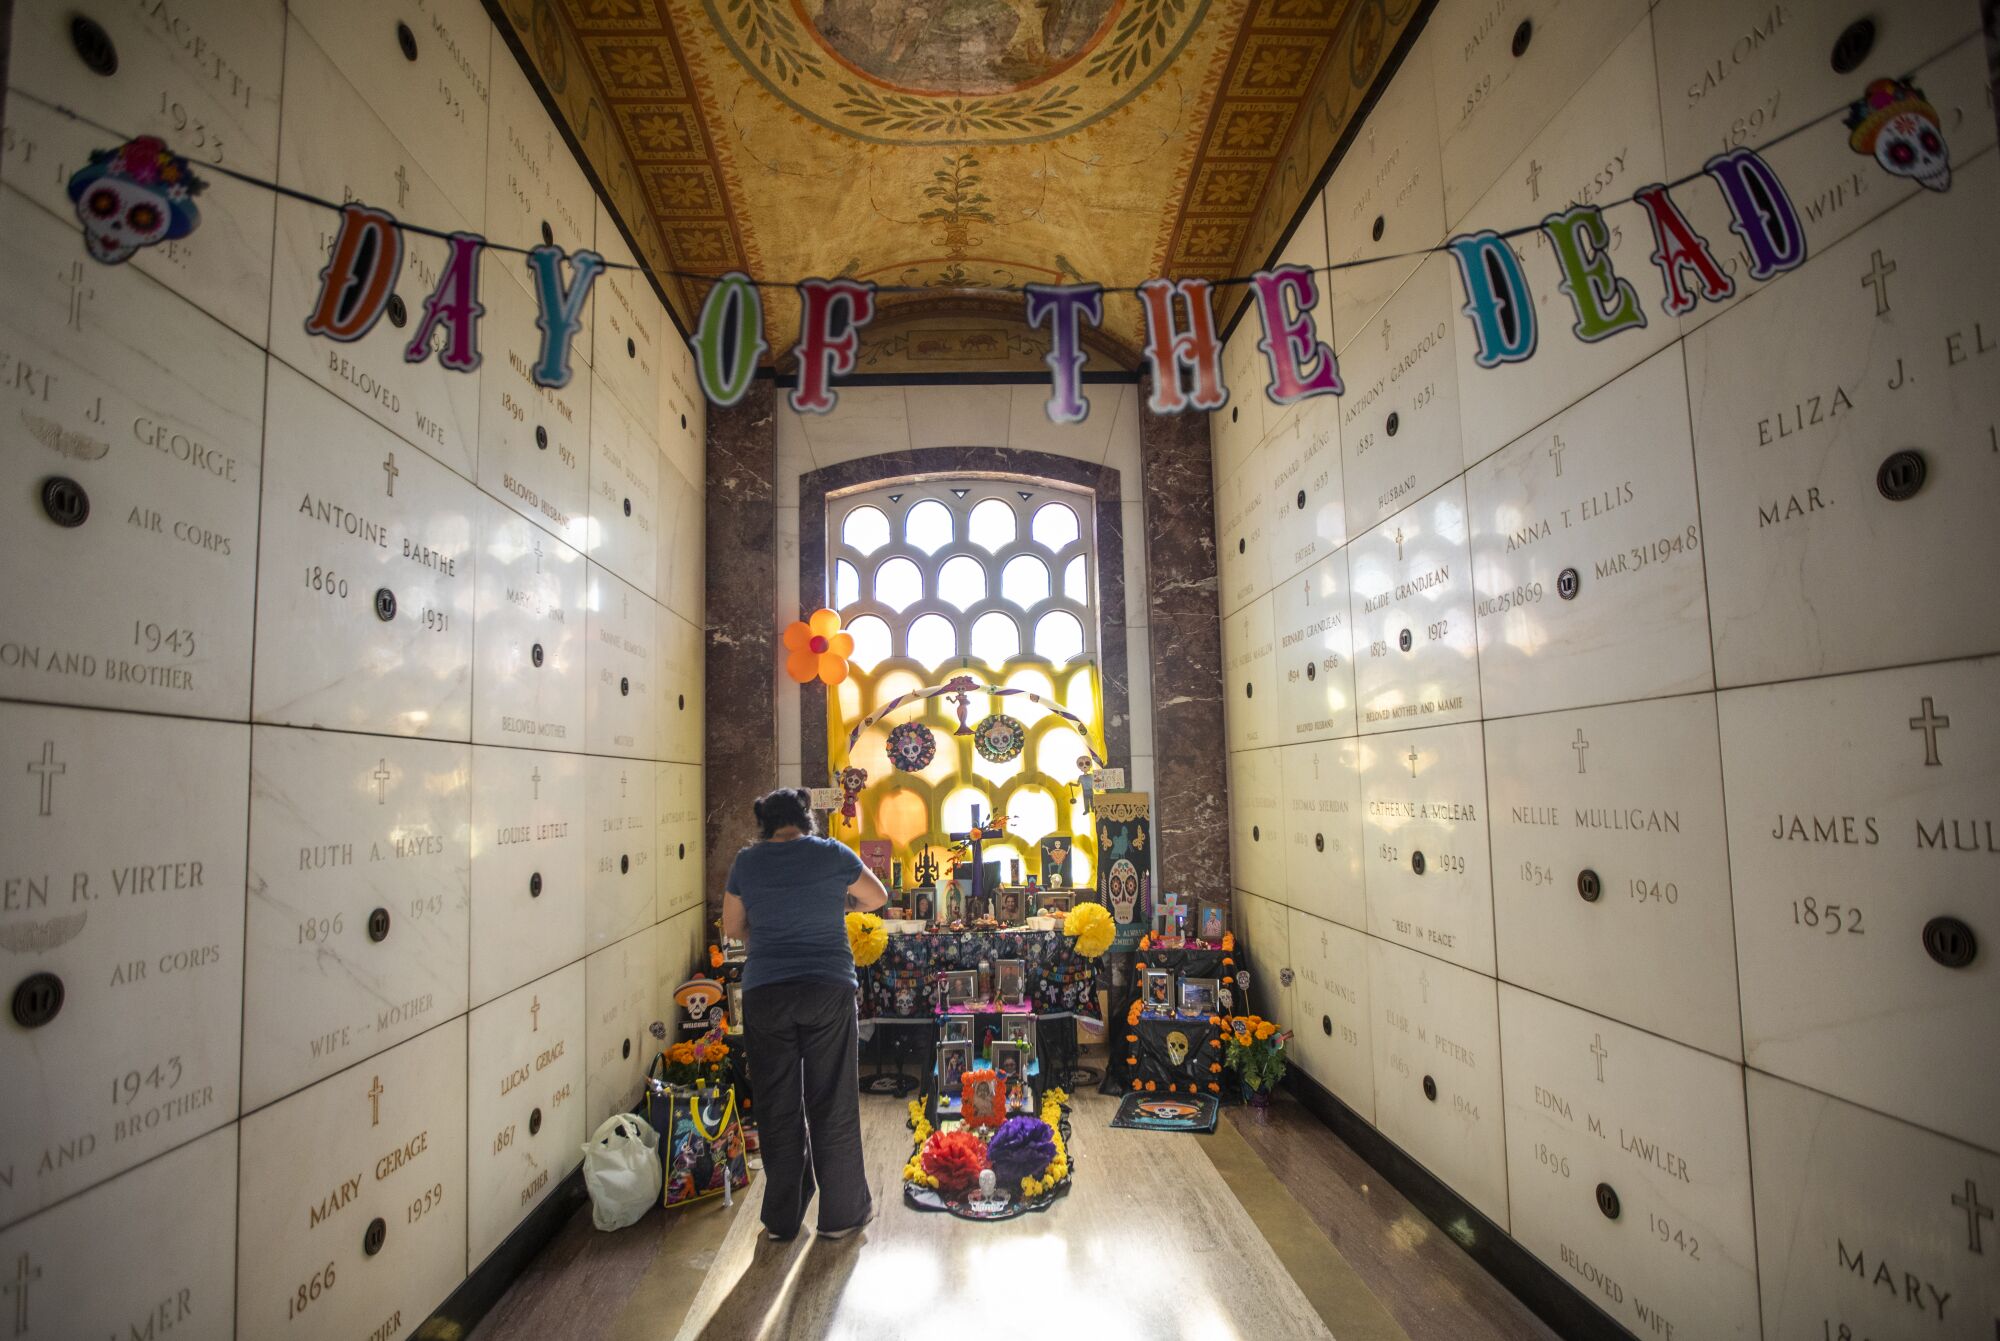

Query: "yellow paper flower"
left=1063, top=901, right=1115, bottom=958
left=783, top=607, right=854, bottom=685
left=846, top=910, right=888, bottom=966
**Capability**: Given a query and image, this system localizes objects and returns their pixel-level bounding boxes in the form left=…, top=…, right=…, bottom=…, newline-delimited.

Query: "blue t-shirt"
left=725, top=836, right=864, bottom=992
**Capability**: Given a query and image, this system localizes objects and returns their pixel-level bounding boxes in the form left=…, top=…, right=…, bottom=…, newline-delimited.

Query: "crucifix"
left=394, top=163, right=411, bottom=210
left=373, top=758, right=392, bottom=803
left=1394, top=526, right=1405, bottom=561
left=1952, top=1178, right=1992, bottom=1253
left=950, top=805, right=994, bottom=906
left=1590, top=1033, right=1609, bottom=1083
left=27, top=741, right=65, bottom=818
left=60, top=260, right=95, bottom=330
left=1525, top=158, right=1543, bottom=202
left=367, top=1075, right=383, bottom=1127
left=6, top=1252, right=40, bottom=1335
left=1548, top=434, right=1567, bottom=477
left=532, top=537, right=544, bottom=574
left=382, top=451, right=399, bottom=497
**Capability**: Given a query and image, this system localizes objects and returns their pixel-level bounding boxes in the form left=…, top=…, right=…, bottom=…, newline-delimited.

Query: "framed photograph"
left=995, top=887, right=1025, bottom=925
left=942, top=969, right=977, bottom=1007
left=963, top=1068, right=1006, bottom=1127
left=1197, top=901, right=1228, bottom=943
left=991, top=1039, right=1028, bottom=1086
left=1142, top=968, right=1174, bottom=1014
left=1036, top=889, right=1072, bottom=917
left=995, top=958, right=1026, bottom=1006
left=939, top=1018, right=973, bottom=1044
left=913, top=888, right=935, bottom=923
left=937, top=1041, right=972, bottom=1092
left=1001, top=1015, right=1036, bottom=1051
left=726, top=981, right=744, bottom=1033
left=1179, top=976, right=1219, bottom=1018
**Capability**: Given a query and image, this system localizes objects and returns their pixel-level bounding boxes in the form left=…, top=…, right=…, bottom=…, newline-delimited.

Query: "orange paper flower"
left=783, top=608, right=854, bottom=685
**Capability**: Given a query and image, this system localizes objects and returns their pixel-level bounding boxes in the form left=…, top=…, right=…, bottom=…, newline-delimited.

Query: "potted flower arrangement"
left=659, top=1029, right=732, bottom=1090
left=1220, top=1014, right=1288, bottom=1109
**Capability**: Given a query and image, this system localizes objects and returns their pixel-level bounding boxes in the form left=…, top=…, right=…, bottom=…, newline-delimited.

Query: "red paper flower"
left=920, top=1129, right=989, bottom=1195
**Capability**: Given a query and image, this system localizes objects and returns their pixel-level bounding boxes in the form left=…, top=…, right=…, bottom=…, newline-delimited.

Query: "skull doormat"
left=1092, top=793, right=1151, bottom=953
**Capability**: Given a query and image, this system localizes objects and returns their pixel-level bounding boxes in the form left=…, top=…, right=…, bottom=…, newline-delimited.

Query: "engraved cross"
left=59, top=260, right=95, bottom=331
left=5, top=1251, right=40, bottom=1335
left=530, top=766, right=542, bottom=800
left=1860, top=249, right=1896, bottom=316
left=382, top=452, right=399, bottom=497
left=532, top=538, right=543, bottom=574
left=1909, top=697, right=1949, bottom=767
left=1589, top=1032, right=1608, bottom=1083
left=619, top=770, right=628, bottom=799
left=1394, top=527, right=1405, bottom=561
left=530, top=994, right=541, bottom=1031
left=1952, top=1178, right=1993, bottom=1253
left=1572, top=729, right=1589, bottom=775
left=373, top=758, right=392, bottom=803
left=1548, top=434, right=1566, bottom=478
left=367, top=1074, right=383, bottom=1126
left=394, top=163, right=411, bottom=210
left=1525, top=158, right=1543, bottom=202
left=1418, top=967, right=1429, bottom=1004
left=1407, top=746, right=1420, bottom=778
left=27, top=741, right=65, bottom=818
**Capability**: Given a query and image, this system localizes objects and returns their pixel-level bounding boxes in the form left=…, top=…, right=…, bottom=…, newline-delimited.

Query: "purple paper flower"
left=985, top=1116, right=1057, bottom=1184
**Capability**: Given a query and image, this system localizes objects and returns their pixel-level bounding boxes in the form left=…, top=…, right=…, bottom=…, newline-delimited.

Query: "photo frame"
left=913, top=888, right=935, bottom=923
left=1197, top=901, right=1228, bottom=943
left=1179, top=976, right=1219, bottom=1018
left=726, top=981, right=744, bottom=1033
left=962, top=1068, right=1007, bottom=1128
left=995, top=887, right=1025, bottom=925
left=1036, top=889, right=1072, bottom=917
left=995, top=958, right=1026, bottom=1006
left=1001, top=1015, right=1036, bottom=1052
left=939, top=1018, right=973, bottom=1044
left=940, top=884, right=962, bottom=926
left=937, top=1041, right=972, bottom=1092
left=991, top=1039, right=1028, bottom=1087
left=942, top=969, right=977, bottom=1007
left=1141, top=968, right=1174, bottom=1014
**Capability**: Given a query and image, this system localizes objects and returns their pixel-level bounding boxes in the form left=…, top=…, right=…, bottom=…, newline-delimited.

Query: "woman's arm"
left=846, top=866, right=888, bottom=912
left=722, top=891, right=749, bottom=945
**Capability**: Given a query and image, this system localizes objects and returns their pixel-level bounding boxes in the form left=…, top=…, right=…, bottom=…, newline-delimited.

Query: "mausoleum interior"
left=2, top=0, right=1996, bottom=1336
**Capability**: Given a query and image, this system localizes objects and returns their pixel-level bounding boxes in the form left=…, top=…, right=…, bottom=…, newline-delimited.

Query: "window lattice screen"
left=826, top=478, right=1106, bottom=888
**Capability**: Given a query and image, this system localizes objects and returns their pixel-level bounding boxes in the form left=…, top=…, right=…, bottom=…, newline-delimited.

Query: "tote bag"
left=582, top=1113, right=662, bottom=1231
left=661, top=1085, right=751, bottom=1208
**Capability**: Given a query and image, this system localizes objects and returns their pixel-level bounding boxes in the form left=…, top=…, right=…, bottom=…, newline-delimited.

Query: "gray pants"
left=743, top=979, right=873, bottom=1236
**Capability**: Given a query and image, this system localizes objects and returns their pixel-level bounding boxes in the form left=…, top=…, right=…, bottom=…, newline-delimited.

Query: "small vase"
left=1245, top=1085, right=1271, bottom=1110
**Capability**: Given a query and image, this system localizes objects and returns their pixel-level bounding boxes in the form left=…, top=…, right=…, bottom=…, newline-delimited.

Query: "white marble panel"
left=1687, top=155, right=2000, bottom=685
left=467, top=963, right=585, bottom=1265
left=236, top=1019, right=468, bottom=1341
left=288, top=0, right=490, bottom=226
left=584, top=563, right=657, bottom=759
left=1274, top=194, right=1334, bottom=356
left=1325, top=35, right=1447, bottom=352
left=1360, top=720, right=1495, bottom=973
left=1272, top=548, right=1358, bottom=745
left=1278, top=739, right=1365, bottom=930
left=1218, top=442, right=1271, bottom=616
left=0, top=704, right=244, bottom=1227
left=591, top=199, right=663, bottom=441
left=1268, top=393, right=1346, bottom=587
left=657, top=762, right=705, bottom=923
left=472, top=492, right=587, bottom=750
left=659, top=609, right=705, bottom=765
left=1227, top=748, right=1284, bottom=902
left=584, top=930, right=658, bottom=1133
left=1215, top=323, right=1269, bottom=476
left=2, top=0, right=282, bottom=341
left=656, top=908, right=704, bottom=1000
left=1498, top=986, right=1759, bottom=1339
left=1749, top=1070, right=2000, bottom=1340
left=243, top=727, right=470, bottom=1109
left=588, top=378, right=661, bottom=598
left=1654, top=0, right=1994, bottom=331
left=484, top=48, right=594, bottom=289
left=1221, top=592, right=1277, bottom=753
left=586, top=755, right=656, bottom=954
left=269, top=23, right=481, bottom=478
left=1429, top=0, right=1649, bottom=228
left=657, top=456, right=705, bottom=626
left=1350, top=481, right=1481, bottom=733
left=0, top=188, right=262, bottom=719
left=1721, top=657, right=2000, bottom=1150
left=470, top=745, right=586, bottom=1007
left=1338, top=255, right=1465, bottom=539
left=660, top=339, right=705, bottom=489
left=1468, top=349, right=1712, bottom=718
left=1366, top=935, right=1508, bottom=1225
left=253, top=362, right=474, bottom=738
left=1286, top=910, right=1375, bottom=1123
left=1449, top=21, right=1681, bottom=468
left=1487, top=694, right=1740, bottom=1058
left=0, top=1124, right=237, bottom=1340
left=475, top=255, right=592, bottom=552
left=1234, top=890, right=1292, bottom=1036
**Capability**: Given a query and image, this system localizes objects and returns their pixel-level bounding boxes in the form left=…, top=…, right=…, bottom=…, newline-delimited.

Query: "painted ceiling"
left=495, top=0, right=1424, bottom=370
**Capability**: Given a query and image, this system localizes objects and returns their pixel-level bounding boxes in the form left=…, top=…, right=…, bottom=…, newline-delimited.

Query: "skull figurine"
left=66, top=136, right=206, bottom=265
left=1165, top=1030, right=1189, bottom=1066
left=1846, top=79, right=1952, bottom=193
left=1107, top=858, right=1140, bottom=924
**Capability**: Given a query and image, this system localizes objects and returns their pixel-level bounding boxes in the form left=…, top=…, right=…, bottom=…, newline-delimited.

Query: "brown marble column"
left=703, top=381, right=777, bottom=929
left=1137, top=375, right=1232, bottom=905
left=1986, top=0, right=2000, bottom=146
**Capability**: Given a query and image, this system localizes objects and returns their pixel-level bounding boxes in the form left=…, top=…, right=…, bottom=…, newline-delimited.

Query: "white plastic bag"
left=583, top=1113, right=662, bottom=1231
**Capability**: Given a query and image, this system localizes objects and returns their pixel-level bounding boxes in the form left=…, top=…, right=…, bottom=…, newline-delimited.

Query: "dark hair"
left=753, top=788, right=815, bottom=839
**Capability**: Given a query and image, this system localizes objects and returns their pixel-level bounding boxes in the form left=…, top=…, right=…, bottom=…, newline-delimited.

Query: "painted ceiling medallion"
left=972, top=713, right=1029, bottom=763
left=703, top=0, right=1211, bottom=143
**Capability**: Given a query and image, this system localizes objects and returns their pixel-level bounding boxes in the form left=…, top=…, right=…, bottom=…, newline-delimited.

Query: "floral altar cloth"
left=862, top=928, right=1097, bottom=1022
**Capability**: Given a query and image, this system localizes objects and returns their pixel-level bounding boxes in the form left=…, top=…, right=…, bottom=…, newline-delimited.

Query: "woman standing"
left=722, top=788, right=887, bottom=1241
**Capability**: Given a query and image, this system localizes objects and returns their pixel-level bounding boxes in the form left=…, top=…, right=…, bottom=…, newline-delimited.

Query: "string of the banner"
left=9, top=24, right=1977, bottom=299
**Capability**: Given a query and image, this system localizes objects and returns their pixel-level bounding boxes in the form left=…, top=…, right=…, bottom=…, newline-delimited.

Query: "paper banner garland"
left=842, top=678, right=1106, bottom=769
left=885, top=721, right=938, bottom=772
left=47, top=55, right=1964, bottom=419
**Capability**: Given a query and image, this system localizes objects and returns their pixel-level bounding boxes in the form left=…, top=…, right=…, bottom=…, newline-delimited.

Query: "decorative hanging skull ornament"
left=1165, top=1030, right=1190, bottom=1066
left=1846, top=78, right=1951, bottom=192
left=67, top=136, right=206, bottom=264
left=1108, top=858, right=1140, bottom=924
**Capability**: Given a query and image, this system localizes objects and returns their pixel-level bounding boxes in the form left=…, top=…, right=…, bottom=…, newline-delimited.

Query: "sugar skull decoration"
left=1165, top=1030, right=1190, bottom=1066
left=1107, top=857, right=1141, bottom=924
left=972, top=713, right=1027, bottom=763
left=836, top=766, right=867, bottom=827
left=1846, top=78, right=1951, bottom=193
left=672, top=978, right=727, bottom=1027
left=885, top=721, right=937, bottom=772
left=67, top=136, right=206, bottom=265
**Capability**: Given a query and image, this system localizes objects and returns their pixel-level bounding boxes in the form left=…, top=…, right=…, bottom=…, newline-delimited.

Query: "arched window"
left=827, top=480, right=1103, bottom=890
